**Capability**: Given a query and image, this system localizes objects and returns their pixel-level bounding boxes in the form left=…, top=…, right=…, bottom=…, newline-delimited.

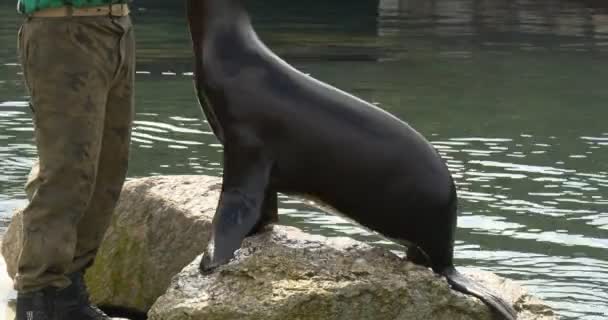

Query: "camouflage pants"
left=14, top=15, right=135, bottom=292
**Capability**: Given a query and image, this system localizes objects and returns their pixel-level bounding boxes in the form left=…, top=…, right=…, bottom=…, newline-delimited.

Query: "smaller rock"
left=1, top=213, right=21, bottom=280
left=1, top=175, right=222, bottom=314
left=84, top=175, right=220, bottom=312
left=1, top=242, right=16, bottom=320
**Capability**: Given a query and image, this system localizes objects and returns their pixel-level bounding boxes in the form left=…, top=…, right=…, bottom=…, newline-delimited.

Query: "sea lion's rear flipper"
left=200, top=143, right=274, bottom=273
left=442, top=266, right=518, bottom=320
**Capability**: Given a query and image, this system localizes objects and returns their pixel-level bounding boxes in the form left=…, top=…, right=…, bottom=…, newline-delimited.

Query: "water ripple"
left=1, top=2, right=608, bottom=318
left=470, top=160, right=576, bottom=176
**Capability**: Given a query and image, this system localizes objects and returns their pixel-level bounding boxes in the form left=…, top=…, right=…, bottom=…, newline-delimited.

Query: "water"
left=1, top=0, right=608, bottom=319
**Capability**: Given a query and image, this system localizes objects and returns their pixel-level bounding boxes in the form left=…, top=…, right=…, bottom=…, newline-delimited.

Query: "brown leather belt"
left=31, top=4, right=130, bottom=17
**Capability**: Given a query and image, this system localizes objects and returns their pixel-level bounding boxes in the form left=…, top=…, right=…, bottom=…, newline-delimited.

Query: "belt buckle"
left=109, top=4, right=123, bottom=17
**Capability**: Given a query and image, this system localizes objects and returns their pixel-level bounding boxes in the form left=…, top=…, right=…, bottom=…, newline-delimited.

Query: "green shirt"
left=18, top=0, right=128, bottom=15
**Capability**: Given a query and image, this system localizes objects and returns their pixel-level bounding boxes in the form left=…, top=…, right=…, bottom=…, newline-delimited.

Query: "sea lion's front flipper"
left=200, top=143, right=273, bottom=273
left=249, top=189, right=278, bottom=236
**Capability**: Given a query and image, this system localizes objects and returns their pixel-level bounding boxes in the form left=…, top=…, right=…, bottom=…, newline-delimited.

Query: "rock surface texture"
left=149, top=226, right=556, bottom=320
left=1, top=175, right=557, bottom=319
left=2, top=175, right=220, bottom=313
left=85, top=175, right=221, bottom=312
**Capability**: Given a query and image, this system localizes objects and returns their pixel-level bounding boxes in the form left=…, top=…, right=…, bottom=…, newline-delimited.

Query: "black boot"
left=16, top=288, right=54, bottom=320
left=58, top=271, right=110, bottom=319
left=16, top=272, right=110, bottom=320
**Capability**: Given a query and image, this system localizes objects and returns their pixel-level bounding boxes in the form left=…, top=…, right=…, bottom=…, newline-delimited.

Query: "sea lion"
left=185, top=0, right=517, bottom=319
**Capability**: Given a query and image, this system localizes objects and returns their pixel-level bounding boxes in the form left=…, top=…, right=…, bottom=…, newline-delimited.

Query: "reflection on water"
left=1, top=0, right=608, bottom=319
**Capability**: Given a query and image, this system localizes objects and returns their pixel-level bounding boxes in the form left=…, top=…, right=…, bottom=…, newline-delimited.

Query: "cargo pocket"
left=18, top=20, right=35, bottom=113
left=17, top=24, right=23, bottom=55
left=17, top=22, right=27, bottom=74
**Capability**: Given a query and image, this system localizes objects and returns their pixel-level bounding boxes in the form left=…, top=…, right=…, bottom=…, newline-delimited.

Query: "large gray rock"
left=149, top=226, right=556, bottom=320
left=1, top=175, right=557, bottom=319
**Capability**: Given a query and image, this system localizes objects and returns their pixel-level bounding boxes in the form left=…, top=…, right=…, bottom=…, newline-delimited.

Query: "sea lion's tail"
left=441, top=266, right=518, bottom=320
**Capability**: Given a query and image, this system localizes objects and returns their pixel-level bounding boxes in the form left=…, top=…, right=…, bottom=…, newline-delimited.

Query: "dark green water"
left=1, top=0, right=607, bottom=319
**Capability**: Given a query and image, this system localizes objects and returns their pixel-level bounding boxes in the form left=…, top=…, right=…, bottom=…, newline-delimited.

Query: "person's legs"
left=14, top=15, right=131, bottom=319
left=71, top=16, right=135, bottom=274
left=15, top=16, right=115, bottom=294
